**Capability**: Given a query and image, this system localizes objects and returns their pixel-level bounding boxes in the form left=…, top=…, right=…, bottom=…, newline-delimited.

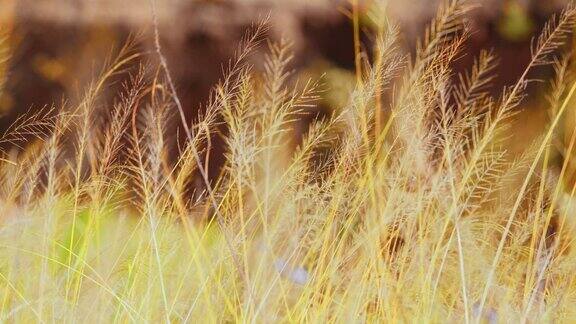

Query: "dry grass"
left=0, top=0, right=576, bottom=322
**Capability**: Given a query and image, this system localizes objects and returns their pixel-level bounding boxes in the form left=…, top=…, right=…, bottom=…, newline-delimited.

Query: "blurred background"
left=0, top=0, right=572, bottom=163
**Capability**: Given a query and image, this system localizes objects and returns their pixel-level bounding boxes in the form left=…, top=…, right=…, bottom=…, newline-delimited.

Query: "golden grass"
left=0, top=0, right=576, bottom=322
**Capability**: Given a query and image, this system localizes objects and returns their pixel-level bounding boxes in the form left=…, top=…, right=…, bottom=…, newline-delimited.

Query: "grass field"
left=1, top=0, right=576, bottom=322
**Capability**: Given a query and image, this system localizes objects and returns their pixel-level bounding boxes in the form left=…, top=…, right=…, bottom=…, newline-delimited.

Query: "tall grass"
left=1, top=0, right=576, bottom=322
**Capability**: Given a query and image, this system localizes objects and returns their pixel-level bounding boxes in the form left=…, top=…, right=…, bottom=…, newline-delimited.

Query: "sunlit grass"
left=0, top=0, right=576, bottom=322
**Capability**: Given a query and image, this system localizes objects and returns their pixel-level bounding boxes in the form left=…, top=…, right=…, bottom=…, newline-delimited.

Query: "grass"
left=1, top=0, right=576, bottom=322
